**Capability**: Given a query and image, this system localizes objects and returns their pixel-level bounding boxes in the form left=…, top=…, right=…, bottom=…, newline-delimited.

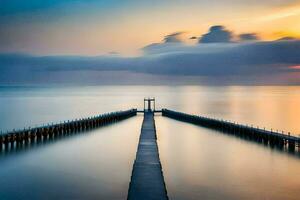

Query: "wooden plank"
left=127, top=112, right=168, bottom=200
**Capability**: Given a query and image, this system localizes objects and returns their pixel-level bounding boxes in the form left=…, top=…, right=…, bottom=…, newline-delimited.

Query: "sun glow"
left=290, top=65, right=300, bottom=70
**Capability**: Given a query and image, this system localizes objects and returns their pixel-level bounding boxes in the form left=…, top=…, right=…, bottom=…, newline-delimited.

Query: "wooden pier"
left=127, top=100, right=168, bottom=200
left=162, top=109, right=300, bottom=151
left=1, top=103, right=299, bottom=154
left=0, top=109, right=137, bottom=152
left=1, top=98, right=300, bottom=198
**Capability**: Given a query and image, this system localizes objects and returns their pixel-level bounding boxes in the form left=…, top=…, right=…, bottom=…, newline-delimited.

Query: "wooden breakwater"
left=127, top=112, right=168, bottom=200
left=162, top=109, right=300, bottom=151
left=0, top=109, right=137, bottom=151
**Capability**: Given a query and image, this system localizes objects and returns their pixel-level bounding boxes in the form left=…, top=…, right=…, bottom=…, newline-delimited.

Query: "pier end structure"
left=144, top=97, right=156, bottom=112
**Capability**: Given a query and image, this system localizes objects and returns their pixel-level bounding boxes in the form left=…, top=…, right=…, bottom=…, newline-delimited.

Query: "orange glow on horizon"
left=289, top=65, right=300, bottom=70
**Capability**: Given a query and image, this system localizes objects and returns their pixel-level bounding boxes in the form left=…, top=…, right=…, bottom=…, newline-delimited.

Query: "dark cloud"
left=199, top=25, right=233, bottom=43
left=190, top=36, right=198, bottom=40
left=142, top=43, right=166, bottom=54
left=142, top=42, right=184, bottom=55
left=238, top=33, right=259, bottom=41
left=2, top=40, right=300, bottom=85
left=108, top=51, right=120, bottom=56
left=277, top=36, right=298, bottom=41
left=139, top=40, right=300, bottom=77
left=141, top=32, right=186, bottom=54
left=164, top=32, right=184, bottom=43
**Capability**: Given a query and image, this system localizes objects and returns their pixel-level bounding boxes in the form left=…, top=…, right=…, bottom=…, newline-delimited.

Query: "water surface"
left=0, top=85, right=300, bottom=199
left=1, top=86, right=300, bottom=134
left=0, top=116, right=142, bottom=200
left=156, top=116, right=300, bottom=200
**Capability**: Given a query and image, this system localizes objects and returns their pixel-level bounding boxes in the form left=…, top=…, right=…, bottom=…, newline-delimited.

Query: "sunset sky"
left=1, top=0, right=300, bottom=55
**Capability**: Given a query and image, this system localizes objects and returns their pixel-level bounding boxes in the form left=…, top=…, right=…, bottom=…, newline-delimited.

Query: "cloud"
left=139, top=40, right=300, bottom=77
left=238, top=33, right=259, bottom=41
left=142, top=42, right=187, bottom=55
left=108, top=51, right=120, bottom=55
left=199, top=25, right=233, bottom=43
left=164, top=32, right=185, bottom=43
left=277, top=36, right=298, bottom=41
left=142, top=32, right=186, bottom=54
left=2, top=27, right=300, bottom=85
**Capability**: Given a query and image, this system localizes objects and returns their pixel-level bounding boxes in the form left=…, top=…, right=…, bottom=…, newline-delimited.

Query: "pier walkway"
left=127, top=111, right=168, bottom=200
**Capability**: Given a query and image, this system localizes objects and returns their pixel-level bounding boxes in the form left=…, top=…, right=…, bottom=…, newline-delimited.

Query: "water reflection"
left=157, top=116, right=300, bottom=200
left=0, top=122, right=120, bottom=158
left=2, top=85, right=300, bottom=134
left=1, top=85, right=300, bottom=199
left=0, top=116, right=142, bottom=200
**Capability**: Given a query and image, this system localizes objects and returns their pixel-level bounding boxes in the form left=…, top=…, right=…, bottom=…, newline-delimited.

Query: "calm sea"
left=0, top=85, right=300, bottom=199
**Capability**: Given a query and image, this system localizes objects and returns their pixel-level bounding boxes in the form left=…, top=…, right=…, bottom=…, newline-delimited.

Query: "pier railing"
left=0, top=109, right=137, bottom=150
left=162, top=109, right=299, bottom=151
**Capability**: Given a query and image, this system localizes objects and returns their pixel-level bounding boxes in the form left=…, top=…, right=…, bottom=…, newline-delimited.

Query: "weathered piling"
left=0, top=109, right=137, bottom=152
left=127, top=112, right=168, bottom=200
left=162, top=109, right=300, bottom=152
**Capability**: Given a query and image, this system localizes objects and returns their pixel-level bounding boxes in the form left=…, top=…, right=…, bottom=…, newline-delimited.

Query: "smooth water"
left=0, top=117, right=142, bottom=200
left=0, top=85, right=300, bottom=199
left=156, top=117, right=300, bottom=200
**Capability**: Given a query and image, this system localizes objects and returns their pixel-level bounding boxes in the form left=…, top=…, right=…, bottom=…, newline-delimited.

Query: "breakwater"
left=0, top=109, right=137, bottom=151
left=162, top=109, right=299, bottom=151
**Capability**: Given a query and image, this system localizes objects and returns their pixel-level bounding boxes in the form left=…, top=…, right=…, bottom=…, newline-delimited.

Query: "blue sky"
left=1, top=0, right=300, bottom=55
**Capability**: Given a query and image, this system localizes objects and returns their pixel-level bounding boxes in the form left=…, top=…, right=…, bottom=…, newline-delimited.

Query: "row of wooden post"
left=162, top=109, right=299, bottom=152
left=0, top=109, right=137, bottom=151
